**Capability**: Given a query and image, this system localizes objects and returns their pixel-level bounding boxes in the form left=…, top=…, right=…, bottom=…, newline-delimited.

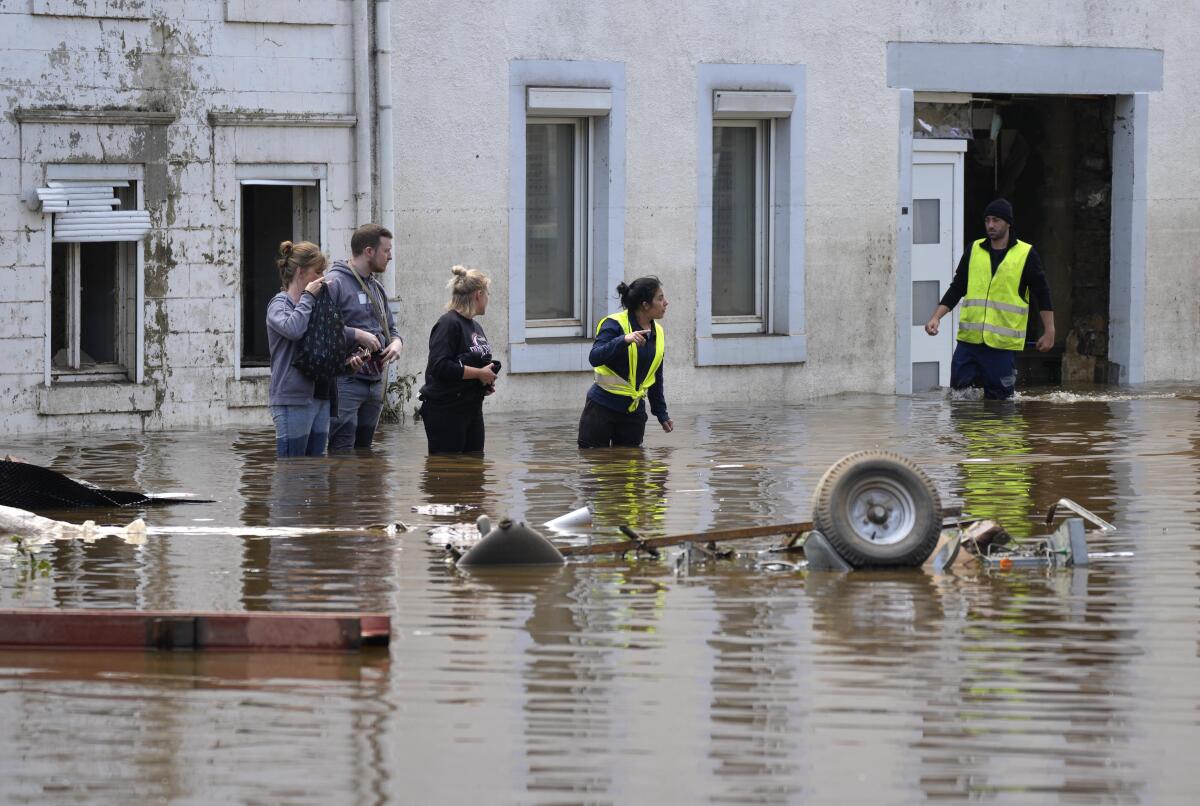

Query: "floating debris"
left=0, top=504, right=147, bottom=545
left=457, top=516, right=565, bottom=567
left=426, top=522, right=482, bottom=549
left=412, top=503, right=475, bottom=516
left=1044, top=498, right=1116, bottom=531
left=757, top=560, right=802, bottom=573
left=544, top=506, right=592, bottom=532
left=0, top=459, right=212, bottom=509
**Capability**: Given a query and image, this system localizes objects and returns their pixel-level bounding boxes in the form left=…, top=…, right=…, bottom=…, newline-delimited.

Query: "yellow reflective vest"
left=592, top=310, right=665, bottom=413
left=957, top=238, right=1032, bottom=352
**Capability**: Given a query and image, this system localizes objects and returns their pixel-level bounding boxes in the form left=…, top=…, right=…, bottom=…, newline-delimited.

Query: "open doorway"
left=239, top=181, right=321, bottom=368
left=963, top=95, right=1115, bottom=387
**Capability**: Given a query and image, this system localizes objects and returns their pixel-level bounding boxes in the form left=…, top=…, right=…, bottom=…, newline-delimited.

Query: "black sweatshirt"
left=418, top=311, right=493, bottom=405
left=938, top=239, right=1054, bottom=311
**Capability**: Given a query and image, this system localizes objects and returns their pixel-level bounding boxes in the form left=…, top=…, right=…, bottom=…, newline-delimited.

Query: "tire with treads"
left=811, top=451, right=942, bottom=568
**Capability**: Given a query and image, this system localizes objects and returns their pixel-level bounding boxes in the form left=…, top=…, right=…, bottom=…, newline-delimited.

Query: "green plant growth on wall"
left=382, top=370, right=419, bottom=423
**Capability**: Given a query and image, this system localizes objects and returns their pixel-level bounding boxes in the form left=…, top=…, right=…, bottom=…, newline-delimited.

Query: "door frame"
left=888, top=42, right=1160, bottom=393
left=911, top=139, right=965, bottom=389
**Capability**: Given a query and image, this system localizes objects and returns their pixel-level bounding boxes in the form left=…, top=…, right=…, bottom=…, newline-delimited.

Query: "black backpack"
left=292, top=291, right=352, bottom=379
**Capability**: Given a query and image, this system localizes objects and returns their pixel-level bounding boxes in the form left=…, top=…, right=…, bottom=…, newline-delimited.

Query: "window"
left=712, top=120, right=772, bottom=334
left=239, top=181, right=321, bottom=367
left=525, top=118, right=589, bottom=336
left=508, top=61, right=625, bottom=374
left=697, top=65, right=807, bottom=367
left=912, top=198, right=940, bottom=244
left=39, top=178, right=147, bottom=382
left=51, top=238, right=137, bottom=376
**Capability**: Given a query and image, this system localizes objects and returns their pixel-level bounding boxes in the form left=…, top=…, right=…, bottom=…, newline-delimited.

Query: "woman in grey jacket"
left=265, top=241, right=342, bottom=457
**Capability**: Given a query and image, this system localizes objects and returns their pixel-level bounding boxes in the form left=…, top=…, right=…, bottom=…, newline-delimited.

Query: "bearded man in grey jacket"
left=324, top=223, right=404, bottom=451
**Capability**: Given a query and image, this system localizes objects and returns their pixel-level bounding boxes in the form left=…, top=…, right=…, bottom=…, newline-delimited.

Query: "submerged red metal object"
left=0, top=609, right=390, bottom=651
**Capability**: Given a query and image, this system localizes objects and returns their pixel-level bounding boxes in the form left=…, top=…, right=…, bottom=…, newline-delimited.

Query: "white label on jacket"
left=358, top=293, right=368, bottom=304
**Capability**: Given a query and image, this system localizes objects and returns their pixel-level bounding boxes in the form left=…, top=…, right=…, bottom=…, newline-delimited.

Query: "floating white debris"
left=426, top=522, right=481, bottom=548
left=412, top=503, right=475, bottom=516
left=544, top=506, right=591, bottom=531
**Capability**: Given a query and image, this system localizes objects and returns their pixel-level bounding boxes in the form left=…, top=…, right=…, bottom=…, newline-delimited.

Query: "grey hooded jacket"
left=266, top=291, right=317, bottom=405
left=325, top=260, right=402, bottom=381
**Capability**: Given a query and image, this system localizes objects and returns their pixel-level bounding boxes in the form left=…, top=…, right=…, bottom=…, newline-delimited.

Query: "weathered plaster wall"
left=0, top=0, right=359, bottom=434
left=391, top=0, right=1185, bottom=418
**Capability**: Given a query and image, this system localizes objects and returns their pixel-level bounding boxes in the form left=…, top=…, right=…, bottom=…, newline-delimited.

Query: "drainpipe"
left=353, top=0, right=373, bottom=226
left=375, top=0, right=396, bottom=298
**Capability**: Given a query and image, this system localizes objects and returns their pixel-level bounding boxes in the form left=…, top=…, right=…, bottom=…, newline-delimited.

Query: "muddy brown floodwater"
left=2, top=389, right=1200, bottom=804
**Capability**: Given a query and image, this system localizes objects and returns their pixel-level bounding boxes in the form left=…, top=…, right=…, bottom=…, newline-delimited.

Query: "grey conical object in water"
left=457, top=516, right=566, bottom=566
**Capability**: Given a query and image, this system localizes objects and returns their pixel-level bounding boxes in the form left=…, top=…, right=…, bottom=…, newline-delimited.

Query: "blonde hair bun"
left=279, top=240, right=295, bottom=257
left=445, top=265, right=491, bottom=316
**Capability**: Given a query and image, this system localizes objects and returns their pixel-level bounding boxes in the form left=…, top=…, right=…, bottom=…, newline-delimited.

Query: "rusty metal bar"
left=559, top=522, right=812, bottom=557
left=559, top=507, right=963, bottom=558
left=0, top=609, right=390, bottom=651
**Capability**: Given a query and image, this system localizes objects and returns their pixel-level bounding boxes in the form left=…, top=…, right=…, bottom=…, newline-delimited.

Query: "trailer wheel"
left=812, top=451, right=942, bottom=568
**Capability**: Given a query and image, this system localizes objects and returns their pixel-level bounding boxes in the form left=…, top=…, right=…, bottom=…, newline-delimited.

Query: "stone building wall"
left=0, top=0, right=362, bottom=434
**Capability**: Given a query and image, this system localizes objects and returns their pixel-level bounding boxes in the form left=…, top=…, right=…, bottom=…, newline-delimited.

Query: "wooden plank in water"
left=559, top=522, right=811, bottom=557
left=0, top=609, right=390, bottom=651
left=558, top=507, right=964, bottom=558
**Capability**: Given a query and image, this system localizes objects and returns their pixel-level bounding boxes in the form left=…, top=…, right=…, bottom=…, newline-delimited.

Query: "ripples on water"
left=2, top=389, right=1200, bottom=803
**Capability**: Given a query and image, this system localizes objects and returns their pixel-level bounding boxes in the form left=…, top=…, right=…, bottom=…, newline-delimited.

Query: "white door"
left=910, top=140, right=965, bottom=390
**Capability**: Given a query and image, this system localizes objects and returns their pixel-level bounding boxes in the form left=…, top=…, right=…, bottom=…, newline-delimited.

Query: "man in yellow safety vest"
left=924, top=198, right=1055, bottom=399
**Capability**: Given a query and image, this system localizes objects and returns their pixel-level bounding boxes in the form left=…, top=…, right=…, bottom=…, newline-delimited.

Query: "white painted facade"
left=0, top=0, right=1192, bottom=434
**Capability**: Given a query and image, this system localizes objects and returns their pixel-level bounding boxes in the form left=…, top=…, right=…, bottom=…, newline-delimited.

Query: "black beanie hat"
left=983, top=198, right=1014, bottom=225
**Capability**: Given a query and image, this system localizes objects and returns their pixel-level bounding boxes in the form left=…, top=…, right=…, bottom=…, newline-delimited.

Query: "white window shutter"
left=526, top=87, right=612, bottom=117
left=36, top=181, right=151, bottom=242
left=713, top=91, right=796, bottom=119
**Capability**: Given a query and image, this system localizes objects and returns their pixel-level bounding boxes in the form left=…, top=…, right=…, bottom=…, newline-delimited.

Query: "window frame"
left=508, top=60, right=625, bottom=374
left=696, top=64, right=807, bottom=367
left=50, top=240, right=136, bottom=381
left=42, top=164, right=146, bottom=386
left=523, top=115, right=593, bottom=338
left=711, top=118, right=775, bottom=335
left=232, top=166, right=328, bottom=380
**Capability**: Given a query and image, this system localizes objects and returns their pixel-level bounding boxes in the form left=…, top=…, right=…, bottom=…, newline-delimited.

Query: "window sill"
left=509, top=339, right=594, bottom=374
left=37, top=381, right=156, bottom=416
left=695, top=333, right=807, bottom=367
left=226, top=376, right=270, bottom=408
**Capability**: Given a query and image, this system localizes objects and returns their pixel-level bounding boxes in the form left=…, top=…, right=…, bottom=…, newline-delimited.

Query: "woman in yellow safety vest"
left=577, top=277, right=674, bottom=448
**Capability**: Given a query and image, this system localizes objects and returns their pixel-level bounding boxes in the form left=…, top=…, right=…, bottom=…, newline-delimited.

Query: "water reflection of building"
left=419, top=453, right=494, bottom=514
left=949, top=403, right=1038, bottom=537
left=1022, top=400, right=1119, bottom=526
left=918, top=570, right=1140, bottom=800
left=238, top=442, right=396, bottom=612
left=577, top=448, right=670, bottom=535
left=948, top=400, right=1122, bottom=537
left=689, top=406, right=816, bottom=535
left=702, top=570, right=805, bottom=800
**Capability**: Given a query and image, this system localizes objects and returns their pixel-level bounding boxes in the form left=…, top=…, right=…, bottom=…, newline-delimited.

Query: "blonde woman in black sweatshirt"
left=417, top=266, right=499, bottom=453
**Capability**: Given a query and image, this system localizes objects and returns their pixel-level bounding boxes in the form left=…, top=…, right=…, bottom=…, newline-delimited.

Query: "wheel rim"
left=841, top=476, right=917, bottom=546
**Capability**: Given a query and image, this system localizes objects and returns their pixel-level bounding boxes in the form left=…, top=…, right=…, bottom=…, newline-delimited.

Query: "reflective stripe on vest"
left=592, top=310, right=665, bottom=413
left=957, top=238, right=1032, bottom=351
